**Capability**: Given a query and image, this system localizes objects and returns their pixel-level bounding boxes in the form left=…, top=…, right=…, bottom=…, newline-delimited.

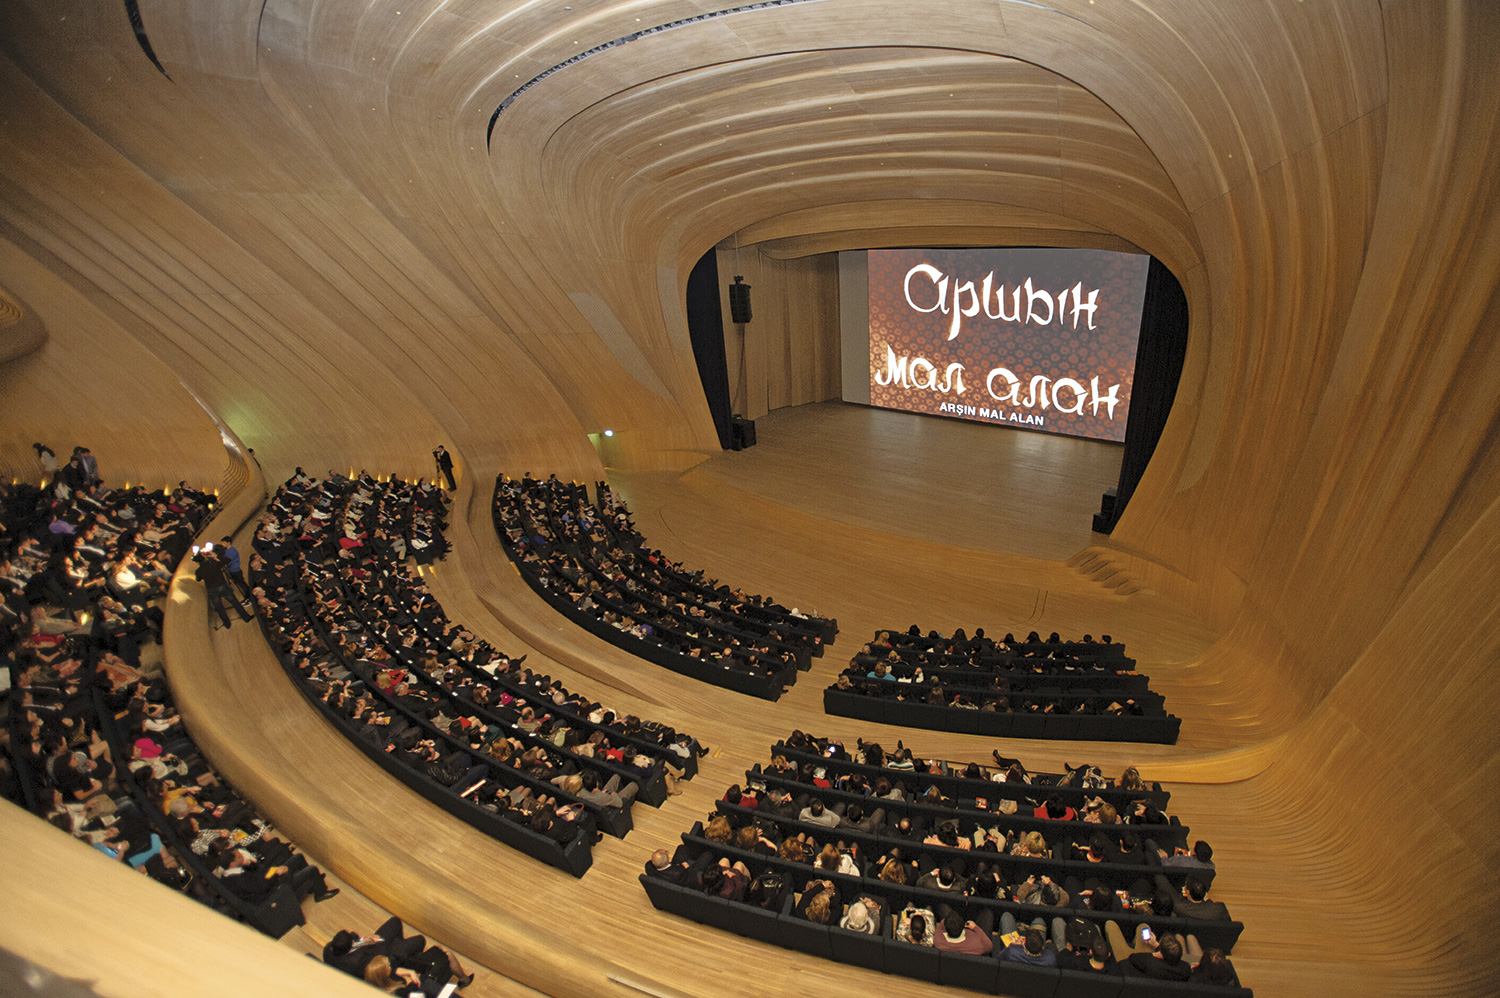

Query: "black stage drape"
left=686, top=249, right=734, bottom=449
left=1097, top=256, right=1190, bottom=533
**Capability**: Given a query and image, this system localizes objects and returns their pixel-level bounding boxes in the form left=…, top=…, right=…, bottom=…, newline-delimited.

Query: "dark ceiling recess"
left=123, top=0, right=172, bottom=80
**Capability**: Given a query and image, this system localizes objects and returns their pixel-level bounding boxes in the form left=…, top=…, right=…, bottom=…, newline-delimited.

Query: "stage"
left=688, top=401, right=1126, bottom=561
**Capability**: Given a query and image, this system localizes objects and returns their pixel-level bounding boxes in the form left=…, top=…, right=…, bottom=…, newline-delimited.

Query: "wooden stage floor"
left=688, top=401, right=1126, bottom=562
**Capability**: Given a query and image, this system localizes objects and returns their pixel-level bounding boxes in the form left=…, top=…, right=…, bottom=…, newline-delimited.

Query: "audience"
left=641, top=734, right=1245, bottom=995
left=829, top=627, right=1181, bottom=742
left=1, top=455, right=336, bottom=936
left=247, top=468, right=703, bottom=876
left=494, top=474, right=836, bottom=699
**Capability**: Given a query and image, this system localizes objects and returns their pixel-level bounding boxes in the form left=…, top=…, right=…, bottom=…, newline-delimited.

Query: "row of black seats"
left=493, top=475, right=832, bottom=700
left=593, top=481, right=838, bottom=646
left=768, top=740, right=1173, bottom=812
left=505, top=555, right=797, bottom=699
left=728, top=775, right=1196, bottom=887
left=332, top=552, right=673, bottom=807
left=826, top=687, right=1183, bottom=744
left=643, top=837, right=1249, bottom=998
left=253, top=474, right=609, bottom=875
left=850, top=652, right=1151, bottom=693
left=875, top=628, right=1131, bottom=662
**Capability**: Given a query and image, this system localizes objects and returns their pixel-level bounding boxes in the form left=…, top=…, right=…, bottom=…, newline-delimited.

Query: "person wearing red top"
left=722, top=784, right=758, bottom=810
left=1034, top=796, right=1077, bottom=821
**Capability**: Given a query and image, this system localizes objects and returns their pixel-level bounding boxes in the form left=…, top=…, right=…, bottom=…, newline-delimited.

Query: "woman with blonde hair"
left=1011, top=830, right=1048, bottom=858
left=364, top=956, right=419, bottom=994
left=359, top=945, right=474, bottom=994
left=795, top=879, right=839, bottom=924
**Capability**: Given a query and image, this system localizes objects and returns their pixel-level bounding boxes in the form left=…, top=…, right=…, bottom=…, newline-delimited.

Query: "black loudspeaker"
left=1093, top=487, right=1119, bottom=534
left=730, top=415, right=757, bottom=451
left=728, top=276, right=752, bottom=324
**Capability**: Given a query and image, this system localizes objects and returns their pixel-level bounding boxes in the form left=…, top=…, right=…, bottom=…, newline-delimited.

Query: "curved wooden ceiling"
left=0, top=0, right=1497, bottom=995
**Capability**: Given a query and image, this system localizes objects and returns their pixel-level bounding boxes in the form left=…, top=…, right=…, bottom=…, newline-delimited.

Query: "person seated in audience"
left=933, top=911, right=993, bottom=955
left=700, top=857, right=751, bottom=901
left=1034, top=795, right=1077, bottom=821
left=643, top=847, right=706, bottom=886
left=916, top=863, right=967, bottom=894
left=208, top=835, right=339, bottom=904
left=997, top=913, right=1061, bottom=966
left=722, top=783, right=757, bottom=810
left=793, top=878, right=839, bottom=924
left=837, top=802, right=884, bottom=834
left=703, top=814, right=733, bottom=845
left=778, top=833, right=812, bottom=864
left=1104, top=919, right=1199, bottom=980
left=1010, top=874, right=1069, bottom=908
left=882, top=814, right=921, bottom=842
left=893, top=903, right=935, bottom=945
left=744, top=869, right=789, bottom=911
left=1056, top=922, right=1116, bottom=974
left=1191, top=947, right=1241, bottom=987
left=1011, top=830, right=1049, bottom=859
left=562, top=771, right=637, bottom=808
left=839, top=895, right=881, bottom=933
left=923, top=820, right=970, bottom=851
left=814, top=842, right=860, bottom=876
left=1122, top=928, right=1194, bottom=980
left=1063, top=879, right=1129, bottom=915
left=1160, top=872, right=1231, bottom=920
left=1113, top=829, right=1149, bottom=865
left=798, top=798, right=840, bottom=828
left=1158, top=838, right=1216, bottom=871
left=762, top=788, right=799, bottom=818
left=966, top=861, right=1004, bottom=899
left=327, top=921, right=474, bottom=995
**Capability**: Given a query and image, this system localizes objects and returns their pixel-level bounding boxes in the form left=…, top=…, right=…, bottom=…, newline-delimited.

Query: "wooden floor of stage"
left=9, top=401, right=1372, bottom=998
left=689, top=401, right=1127, bottom=562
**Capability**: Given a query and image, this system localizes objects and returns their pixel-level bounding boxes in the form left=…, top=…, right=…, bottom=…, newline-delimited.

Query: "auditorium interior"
left=1, top=1, right=1497, bottom=997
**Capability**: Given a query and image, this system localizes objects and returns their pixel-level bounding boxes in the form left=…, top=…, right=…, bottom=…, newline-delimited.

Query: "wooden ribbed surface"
left=0, top=0, right=1496, bottom=995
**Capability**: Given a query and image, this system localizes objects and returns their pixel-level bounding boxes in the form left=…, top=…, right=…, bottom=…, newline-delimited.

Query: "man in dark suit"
left=433, top=445, right=456, bottom=491
left=194, top=544, right=251, bottom=628
left=323, top=917, right=427, bottom=976
left=643, top=847, right=704, bottom=885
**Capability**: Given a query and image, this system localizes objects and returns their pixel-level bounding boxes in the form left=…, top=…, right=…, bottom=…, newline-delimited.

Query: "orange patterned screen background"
left=867, top=248, right=1150, bottom=442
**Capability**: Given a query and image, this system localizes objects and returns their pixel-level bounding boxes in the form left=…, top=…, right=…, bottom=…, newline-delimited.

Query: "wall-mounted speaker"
left=728, top=276, right=752, bottom=324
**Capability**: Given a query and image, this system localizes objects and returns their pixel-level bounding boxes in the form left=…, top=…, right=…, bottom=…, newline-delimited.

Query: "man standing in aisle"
left=194, top=542, right=251, bottom=629
left=219, top=535, right=251, bottom=601
left=433, top=445, right=456, bottom=491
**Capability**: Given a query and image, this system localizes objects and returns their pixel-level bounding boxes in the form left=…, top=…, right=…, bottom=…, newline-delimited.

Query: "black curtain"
left=1097, top=257, right=1189, bottom=533
left=685, top=249, right=734, bottom=449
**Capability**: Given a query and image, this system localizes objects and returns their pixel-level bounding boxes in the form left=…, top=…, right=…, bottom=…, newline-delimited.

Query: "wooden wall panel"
left=0, top=232, right=224, bottom=487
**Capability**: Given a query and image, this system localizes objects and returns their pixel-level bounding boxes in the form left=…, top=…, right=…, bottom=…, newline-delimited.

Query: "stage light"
left=603, top=429, right=614, bottom=437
